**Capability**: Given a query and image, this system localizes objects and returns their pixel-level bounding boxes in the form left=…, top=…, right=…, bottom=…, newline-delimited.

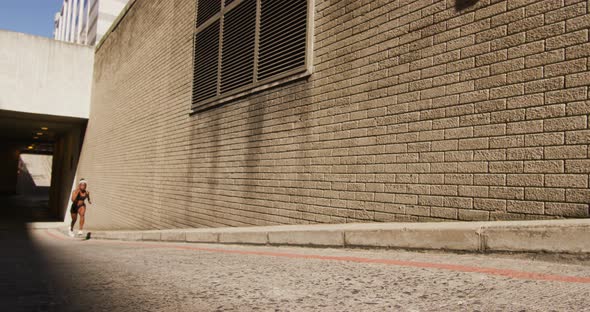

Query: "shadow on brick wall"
left=455, top=0, right=479, bottom=11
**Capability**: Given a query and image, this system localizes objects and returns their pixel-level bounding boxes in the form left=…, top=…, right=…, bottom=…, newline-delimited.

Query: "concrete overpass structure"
left=0, top=30, right=93, bottom=220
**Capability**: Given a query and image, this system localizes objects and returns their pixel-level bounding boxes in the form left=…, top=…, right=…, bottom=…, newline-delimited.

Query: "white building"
left=54, top=0, right=131, bottom=46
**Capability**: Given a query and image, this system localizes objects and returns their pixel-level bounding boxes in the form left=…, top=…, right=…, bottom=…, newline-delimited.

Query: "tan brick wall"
left=78, top=0, right=590, bottom=230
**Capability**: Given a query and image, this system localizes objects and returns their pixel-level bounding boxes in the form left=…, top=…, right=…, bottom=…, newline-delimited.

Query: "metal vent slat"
left=259, top=35, right=306, bottom=57
left=260, top=1, right=306, bottom=32
left=259, top=31, right=307, bottom=56
left=258, top=0, right=308, bottom=81
left=260, top=45, right=306, bottom=66
left=259, top=47, right=306, bottom=70
left=259, top=16, right=306, bottom=44
left=192, top=21, right=220, bottom=104
left=259, top=4, right=307, bottom=43
left=259, top=23, right=307, bottom=48
left=259, top=58, right=306, bottom=79
left=220, top=0, right=257, bottom=94
left=196, top=0, right=221, bottom=27
left=260, top=0, right=306, bottom=24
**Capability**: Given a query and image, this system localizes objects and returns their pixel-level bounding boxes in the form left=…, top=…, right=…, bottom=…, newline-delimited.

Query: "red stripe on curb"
left=44, top=230, right=590, bottom=284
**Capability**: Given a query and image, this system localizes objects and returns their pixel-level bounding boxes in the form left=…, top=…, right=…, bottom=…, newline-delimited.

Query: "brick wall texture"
left=78, top=0, right=590, bottom=230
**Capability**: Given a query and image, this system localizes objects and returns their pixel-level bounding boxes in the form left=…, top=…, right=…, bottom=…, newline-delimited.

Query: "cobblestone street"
left=3, top=227, right=589, bottom=311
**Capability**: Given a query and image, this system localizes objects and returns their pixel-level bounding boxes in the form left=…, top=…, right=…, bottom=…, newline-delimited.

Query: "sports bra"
left=76, top=192, right=88, bottom=201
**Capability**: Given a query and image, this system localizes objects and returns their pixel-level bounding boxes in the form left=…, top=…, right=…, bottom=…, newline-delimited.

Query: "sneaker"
left=68, top=230, right=75, bottom=237
left=77, top=230, right=84, bottom=236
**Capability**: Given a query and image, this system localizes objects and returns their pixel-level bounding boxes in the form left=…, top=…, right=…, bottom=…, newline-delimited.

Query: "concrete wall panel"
left=0, top=31, right=93, bottom=118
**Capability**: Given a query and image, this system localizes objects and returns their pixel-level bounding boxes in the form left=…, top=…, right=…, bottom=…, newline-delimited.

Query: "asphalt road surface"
left=2, top=227, right=590, bottom=312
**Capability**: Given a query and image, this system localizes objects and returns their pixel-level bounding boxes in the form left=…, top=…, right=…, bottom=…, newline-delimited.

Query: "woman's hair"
left=79, top=178, right=88, bottom=186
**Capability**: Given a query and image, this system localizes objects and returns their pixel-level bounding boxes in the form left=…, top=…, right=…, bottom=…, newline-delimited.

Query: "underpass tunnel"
left=0, top=109, right=86, bottom=223
left=0, top=110, right=91, bottom=312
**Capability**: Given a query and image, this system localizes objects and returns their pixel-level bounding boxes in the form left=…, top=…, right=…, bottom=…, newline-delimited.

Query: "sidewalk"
left=77, top=219, right=589, bottom=255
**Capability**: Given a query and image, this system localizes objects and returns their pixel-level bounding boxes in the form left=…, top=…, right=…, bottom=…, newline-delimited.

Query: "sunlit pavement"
left=1, top=227, right=589, bottom=312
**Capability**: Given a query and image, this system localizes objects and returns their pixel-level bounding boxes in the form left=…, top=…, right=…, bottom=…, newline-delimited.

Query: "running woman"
left=69, top=179, right=91, bottom=237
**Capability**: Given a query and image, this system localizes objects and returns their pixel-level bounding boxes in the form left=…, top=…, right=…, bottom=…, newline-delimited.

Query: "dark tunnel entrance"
left=0, top=109, right=86, bottom=224
left=0, top=108, right=93, bottom=311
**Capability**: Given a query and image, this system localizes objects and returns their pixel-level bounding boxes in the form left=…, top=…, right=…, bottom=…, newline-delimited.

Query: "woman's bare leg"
left=78, top=207, right=86, bottom=231
left=70, top=213, right=78, bottom=231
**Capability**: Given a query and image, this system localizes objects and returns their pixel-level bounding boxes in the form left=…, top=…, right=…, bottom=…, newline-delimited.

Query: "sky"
left=0, top=0, right=63, bottom=38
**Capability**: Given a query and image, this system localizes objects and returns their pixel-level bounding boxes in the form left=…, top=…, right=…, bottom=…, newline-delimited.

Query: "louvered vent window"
left=220, top=0, right=256, bottom=93
left=259, top=0, right=308, bottom=80
left=192, top=20, right=220, bottom=103
left=196, top=0, right=221, bottom=27
left=192, top=0, right=312, bottom=112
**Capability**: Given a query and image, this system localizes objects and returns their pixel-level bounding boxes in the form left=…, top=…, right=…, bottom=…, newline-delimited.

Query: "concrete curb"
left=71, top=219, right=590, bottom=255
left=27, top=222, right=67, bottom=229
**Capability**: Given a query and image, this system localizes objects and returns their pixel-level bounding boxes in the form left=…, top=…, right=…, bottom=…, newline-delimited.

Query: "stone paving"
left=2, top=227, right=589, bottom=311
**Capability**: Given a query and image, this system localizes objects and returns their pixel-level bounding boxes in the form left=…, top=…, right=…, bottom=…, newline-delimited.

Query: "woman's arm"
left=71, top=189, right=79, bottom=202
left=88, top=192, right=92, bottom=204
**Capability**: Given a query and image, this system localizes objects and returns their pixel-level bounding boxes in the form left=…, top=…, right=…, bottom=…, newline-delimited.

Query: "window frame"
left=190, top=0, right=314, bottom=113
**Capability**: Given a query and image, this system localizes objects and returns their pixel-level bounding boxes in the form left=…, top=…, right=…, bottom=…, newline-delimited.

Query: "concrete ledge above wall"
left=0, top=30, right=93, bottom=119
